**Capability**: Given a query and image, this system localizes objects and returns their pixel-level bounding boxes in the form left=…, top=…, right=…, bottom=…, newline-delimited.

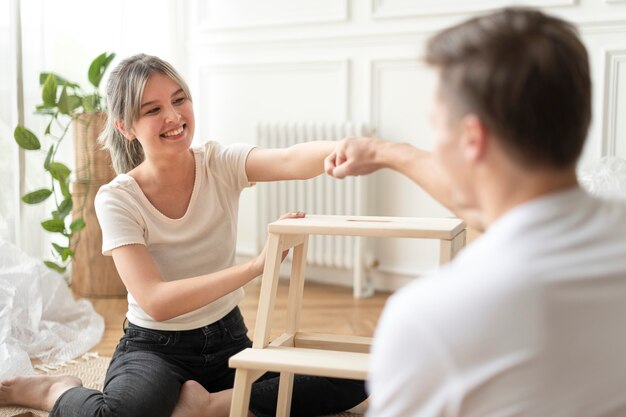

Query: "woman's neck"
left=131, top=148, right=195, bottom=189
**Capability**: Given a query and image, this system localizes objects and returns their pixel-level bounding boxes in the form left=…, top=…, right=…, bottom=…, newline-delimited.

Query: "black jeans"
left=50, top=307, right=366, bottom=417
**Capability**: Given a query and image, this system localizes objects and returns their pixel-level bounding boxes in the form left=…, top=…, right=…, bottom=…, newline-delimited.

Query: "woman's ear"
left=114, top=119, right=135, bottom=140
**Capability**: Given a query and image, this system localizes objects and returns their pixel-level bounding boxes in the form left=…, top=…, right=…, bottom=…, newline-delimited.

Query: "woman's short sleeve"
left=203, top=141, right=256, bottom=191
left=94, top=184, right=147, bottom=256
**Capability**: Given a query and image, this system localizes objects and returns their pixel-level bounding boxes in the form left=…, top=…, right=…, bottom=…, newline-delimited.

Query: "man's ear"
left=114, top=119, right=135, bottom=140
left=459, top=114, right=487, bottom=162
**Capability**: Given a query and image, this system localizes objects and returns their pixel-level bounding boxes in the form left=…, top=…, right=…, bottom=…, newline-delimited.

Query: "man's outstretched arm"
left=325, top=137, right=484, bottom=231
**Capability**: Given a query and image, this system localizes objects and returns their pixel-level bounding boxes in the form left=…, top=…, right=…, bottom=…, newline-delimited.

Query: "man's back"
left=368, top=187, right=626, bottom=417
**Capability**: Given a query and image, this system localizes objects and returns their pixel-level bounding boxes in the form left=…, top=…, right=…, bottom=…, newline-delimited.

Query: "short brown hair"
left=425, top=8, right=591, bottom=168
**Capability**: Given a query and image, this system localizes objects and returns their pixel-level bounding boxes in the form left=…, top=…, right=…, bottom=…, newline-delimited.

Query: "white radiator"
left=256, top=122, right=373, bottom=297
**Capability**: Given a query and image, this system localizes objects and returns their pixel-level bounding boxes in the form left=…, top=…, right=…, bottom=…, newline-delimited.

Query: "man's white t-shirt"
left=368, top=187, right=626, bottom=417
left=94, top=141, right=255, bottom=331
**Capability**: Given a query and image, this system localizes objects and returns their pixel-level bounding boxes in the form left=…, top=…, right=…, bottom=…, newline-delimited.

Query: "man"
left=326, top=8, right=626, bottom=417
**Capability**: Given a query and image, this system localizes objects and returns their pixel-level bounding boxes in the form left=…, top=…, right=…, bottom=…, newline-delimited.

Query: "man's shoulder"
left=388, top=236, right=537, bottom=329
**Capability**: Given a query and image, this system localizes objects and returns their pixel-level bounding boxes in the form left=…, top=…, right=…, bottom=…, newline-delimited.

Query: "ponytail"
left=99, top=115, right=144, bottom=174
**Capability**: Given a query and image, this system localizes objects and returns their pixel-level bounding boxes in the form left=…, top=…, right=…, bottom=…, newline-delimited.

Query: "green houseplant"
left=14, top=52, right=116, bottom=274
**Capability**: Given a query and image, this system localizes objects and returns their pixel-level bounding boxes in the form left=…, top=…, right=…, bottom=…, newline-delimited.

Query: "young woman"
left=0, top=54, right=366, bottom=417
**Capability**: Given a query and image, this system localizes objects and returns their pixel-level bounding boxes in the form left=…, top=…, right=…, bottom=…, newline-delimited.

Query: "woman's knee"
left=102, top=376, right=181, bottom=417
left=101, top=352, right=183, bottom=417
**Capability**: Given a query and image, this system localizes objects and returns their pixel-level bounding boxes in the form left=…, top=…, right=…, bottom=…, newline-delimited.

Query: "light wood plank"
left=253, top=233, right=283, bottom=348
left=439, top=229, right=466, bottom=264
left=285, top=238, right=309, bottom=336
left=229, top=369, right=257, bottom=417
left=229, top=347, right=369, bottom=380
left=269, top=215, right=465, bottom=240
left=294, top=332, right=372, bottom=353
left=276, top=371, right=294, bottom=417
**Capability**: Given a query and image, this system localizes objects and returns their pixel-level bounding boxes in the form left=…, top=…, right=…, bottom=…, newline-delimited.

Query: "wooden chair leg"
left=253, top=233, right=283, bottom=348
left=230, top=369, right=255, bottom=417
left=439, top=229, right=466, bottom=265
left=276, top=371, right=295, bottom=417
left=275, top=239, right=307, bottom=415
left=286, top=237, right=309, bottom=337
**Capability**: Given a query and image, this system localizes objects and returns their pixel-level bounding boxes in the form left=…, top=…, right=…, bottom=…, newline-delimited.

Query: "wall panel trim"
left=602, top=49, right=626, bottom=156
left=196, top=0, right=348, bottom=31
left=370, top=58, right=426, bottom=129
left=371, top=0, right=577, bottom=20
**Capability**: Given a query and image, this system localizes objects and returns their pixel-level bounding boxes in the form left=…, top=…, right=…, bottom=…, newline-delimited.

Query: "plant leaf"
left=82, top=94, right=98, bottom=112
left=58, top=89, right=82, bottom=115
left=44, top=118, right=53, bottom=135
left=35, top=106, right=56, bottom=115
left=60, top=250, right=70, bottom=261
left=21, top=189, right=52, bottom=204
left=44, top=145, right=54, bottom=170
left=42, top=73, right=58, bottom=108
left=52, top=243, right=73, bottom=261
left=52, top=242, right=66, bottom=254
left=41, top=219, right=65, bottom=233
left=66, top=94, right=82, bottom=113
left=48, top=162, right=71, bottom=181
left=58, top=197, right=73, bottom=217
left=39, top=72, right=79, bottom=89
left=57, top=86, right=70, bottom=115
left=44, top=260, right=66, bottom=273
left=59, top=178, right=71, bottom=199
left=88, top=52, right=115, bottom=88
left=14, top=126, right=41, bottom=150
left=70, top=218, right=86, bottom=233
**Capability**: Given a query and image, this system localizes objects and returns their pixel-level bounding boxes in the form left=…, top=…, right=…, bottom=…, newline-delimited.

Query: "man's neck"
left=480, top=165, right=579, bottom=228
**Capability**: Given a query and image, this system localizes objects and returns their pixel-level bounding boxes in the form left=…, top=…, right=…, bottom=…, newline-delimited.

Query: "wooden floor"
left=88, top=280, right=391, bottom=357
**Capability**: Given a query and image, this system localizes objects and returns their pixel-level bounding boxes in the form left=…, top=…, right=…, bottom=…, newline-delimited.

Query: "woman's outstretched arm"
left=245, top=141, right=336, bottom=182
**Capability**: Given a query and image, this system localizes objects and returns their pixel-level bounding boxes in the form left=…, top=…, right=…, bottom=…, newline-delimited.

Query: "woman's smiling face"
left=127, top=72, right=195, bottom=157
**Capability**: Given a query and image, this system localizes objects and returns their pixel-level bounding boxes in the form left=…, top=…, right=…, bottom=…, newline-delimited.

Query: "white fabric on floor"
left=0, top=238, right=104, bottom=379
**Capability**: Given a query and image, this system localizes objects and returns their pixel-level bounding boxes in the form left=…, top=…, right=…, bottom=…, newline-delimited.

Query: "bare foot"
left=171, top=380, right=212, bottom=417
left=171, top=381, right=254, bottom=417
left=0, top=375, right=82, bottom=411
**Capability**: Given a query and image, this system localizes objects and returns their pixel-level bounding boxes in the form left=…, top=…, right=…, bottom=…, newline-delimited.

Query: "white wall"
left=184, top=0, right=626, bottom=292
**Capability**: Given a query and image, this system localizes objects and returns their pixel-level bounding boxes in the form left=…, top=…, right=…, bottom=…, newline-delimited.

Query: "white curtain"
left=0, top=0, right=19, bottom=245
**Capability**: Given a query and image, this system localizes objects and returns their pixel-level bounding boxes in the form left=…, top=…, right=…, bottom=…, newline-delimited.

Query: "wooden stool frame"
left=229, top=215, right=466, bottom=417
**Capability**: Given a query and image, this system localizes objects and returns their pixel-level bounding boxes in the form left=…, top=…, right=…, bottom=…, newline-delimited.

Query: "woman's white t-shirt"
left=95, top=141, right=255, bottom=331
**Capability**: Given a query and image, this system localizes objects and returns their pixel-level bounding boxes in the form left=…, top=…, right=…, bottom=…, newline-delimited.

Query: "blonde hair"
left=99, top=54, right=192, bottom=174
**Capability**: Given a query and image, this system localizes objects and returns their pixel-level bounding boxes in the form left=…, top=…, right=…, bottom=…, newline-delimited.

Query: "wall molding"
left=189, top=19, right=626, bottom=51
left=370, top=58, right=427, bottom=130
left=197, top=59, right=351, bottom=138
left=196, top=0, right=348, bottom=31
left=190, top=29, right=429, bottom=50
left=199, top=59, right=350, bottom=76
left=371, top=0, right=577, bottom=20
left=602, top=49, right=626, bottom=156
